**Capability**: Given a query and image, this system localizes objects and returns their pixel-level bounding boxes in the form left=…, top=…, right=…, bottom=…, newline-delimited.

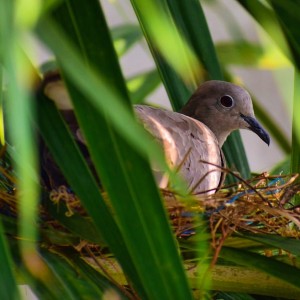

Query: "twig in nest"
left=199, top=160, right=272, bottom=206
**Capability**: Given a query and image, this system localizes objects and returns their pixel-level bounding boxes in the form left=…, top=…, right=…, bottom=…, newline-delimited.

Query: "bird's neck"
left=199, top=119, right=231, bottom=146
left=212, top=129, right=230, bottom=147
left=180, top=107, right=230, bottom=147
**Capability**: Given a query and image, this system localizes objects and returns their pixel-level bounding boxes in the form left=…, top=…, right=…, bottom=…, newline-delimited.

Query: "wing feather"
left=135, top=105, right=223, bottom=194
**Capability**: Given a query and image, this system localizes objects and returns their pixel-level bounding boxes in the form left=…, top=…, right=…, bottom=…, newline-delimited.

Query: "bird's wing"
left=135, top=105, right=223, bottom=194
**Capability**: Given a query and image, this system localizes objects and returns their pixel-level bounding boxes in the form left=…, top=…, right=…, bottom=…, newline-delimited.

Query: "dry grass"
left=164, top=172, right=300, bottom=238
left=1, top=148, right=300, bottom=267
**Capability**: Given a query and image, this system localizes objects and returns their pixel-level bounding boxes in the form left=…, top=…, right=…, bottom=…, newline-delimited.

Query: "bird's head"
left=180, top=80, right=270, bottom=147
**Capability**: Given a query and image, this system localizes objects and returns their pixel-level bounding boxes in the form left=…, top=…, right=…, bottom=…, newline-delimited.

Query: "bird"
left=40, top=72, right=270, bottom=195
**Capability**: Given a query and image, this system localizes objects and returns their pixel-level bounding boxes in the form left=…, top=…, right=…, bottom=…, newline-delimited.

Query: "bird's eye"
left=219, top=95, right=234, bottom=108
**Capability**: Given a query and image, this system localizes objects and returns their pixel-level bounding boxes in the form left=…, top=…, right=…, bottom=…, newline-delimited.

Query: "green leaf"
left=236, top=0, right=291, bottom=59
left=220, top=247, right=300, bottom=290
left=25, top=247, right=120, bottom=299
left=36, top=94, right=146, bottom=297
left=0, top=220, right=20, bottom=300
left=203, top=264, right=300, bottom=298
left=111, top=24, right=143, bottom=56
left=41, top=250, right=108, bottom=299
left=57, top=248, right=127, bottom=298
left=0, top=215, right=18, bottom=237
left=0, top=70, right=5, bottom=145
left=214, top=292, right=255, bottom=300
left=44, top=196, right=104, bottom=245
left=0, top=0, right=40, bottom=273
left=268, top=0, right=300, bottom=69
left=127, top=69, right=161, bottom=104
left=241, top=233, right=300, bottom=256
left=265, top=1, right=300, bottom=203
left=21, top=272, right=66, bottom=300
left=291, top=72, right=300, bottom=179
left=271, top=156, right=290, bottom=175
left=130, top=0, right=200, bottom=110
left=37, top=1, right=193, bottom=299
left=222, top=133, right=250, bottom=180
left=166, top=0, right=223, bottom=81
left=216, top=41, right=264, bottom=67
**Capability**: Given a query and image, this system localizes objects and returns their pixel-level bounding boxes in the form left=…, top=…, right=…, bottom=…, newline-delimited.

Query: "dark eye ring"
left=219, top=95, right=234, bottom=108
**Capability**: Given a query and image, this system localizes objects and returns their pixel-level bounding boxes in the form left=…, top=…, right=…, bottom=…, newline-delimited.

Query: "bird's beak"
left=240, top=114, right=270, bottom=145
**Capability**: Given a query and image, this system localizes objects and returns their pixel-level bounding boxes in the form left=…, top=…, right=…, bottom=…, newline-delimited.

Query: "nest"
left=1, top=146, right=300, bottom=263
left=164, top=172, right=300, bottom=237
left=44, top=173, right=300, bottom=238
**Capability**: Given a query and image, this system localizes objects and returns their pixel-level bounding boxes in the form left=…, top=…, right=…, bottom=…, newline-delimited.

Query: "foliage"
left=0, top=0, right=299, bottom=299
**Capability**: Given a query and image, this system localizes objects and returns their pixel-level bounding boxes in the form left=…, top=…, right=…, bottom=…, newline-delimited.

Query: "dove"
left=41, top=73, right=270, bottom=195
